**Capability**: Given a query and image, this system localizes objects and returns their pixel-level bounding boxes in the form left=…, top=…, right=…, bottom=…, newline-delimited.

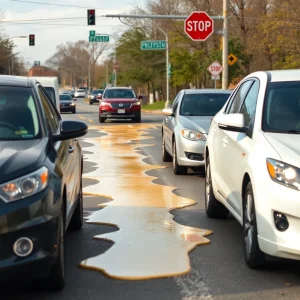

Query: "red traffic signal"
left=87, top=9, right=95, bottom=25
left=29, top=34, right=35, bottom=46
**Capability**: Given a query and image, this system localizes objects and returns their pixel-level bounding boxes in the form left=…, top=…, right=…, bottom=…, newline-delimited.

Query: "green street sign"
left=89, top=30, right=96, bottom=37
left=89, top=35, right=110, bottom=42
left=140, top=40, right=166, bottom=50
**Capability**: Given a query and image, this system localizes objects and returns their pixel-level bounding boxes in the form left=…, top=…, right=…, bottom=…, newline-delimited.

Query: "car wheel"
left=72, top=109, right=76, bottom=114
left=172, top=140, right=187, bottom=175
left=205, top=156, right=229, bottom=218
left=69, top=169, right=83, bottom=230
left=243, top=181, right=265, bottom=268
left=89, top=101, right=93, bottom=105
left=135, top=113, right=141, bottom=123
left=162, top=133, right=172, bottom=162
left=99, top=116, right=106, bottom=123
left=45, top=210, right=65, bottom=290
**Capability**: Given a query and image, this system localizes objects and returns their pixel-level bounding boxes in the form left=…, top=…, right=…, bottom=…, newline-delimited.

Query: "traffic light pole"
left=103, top=11, right=228, bottom=89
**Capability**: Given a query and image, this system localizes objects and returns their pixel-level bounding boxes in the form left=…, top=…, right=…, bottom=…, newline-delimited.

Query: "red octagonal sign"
left=184, top=11, right=214, bottom=41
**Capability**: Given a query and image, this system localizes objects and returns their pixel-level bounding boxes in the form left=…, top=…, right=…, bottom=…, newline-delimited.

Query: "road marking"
left=142, top=144, right=214, bottom=300
left=88, top=119, right=94, bottom=123
left=80, top=124, right=213, bottom=280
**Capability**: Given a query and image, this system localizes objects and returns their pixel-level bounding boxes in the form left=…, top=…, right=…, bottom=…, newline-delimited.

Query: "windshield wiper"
left=287, top=130, right=300, bottom=134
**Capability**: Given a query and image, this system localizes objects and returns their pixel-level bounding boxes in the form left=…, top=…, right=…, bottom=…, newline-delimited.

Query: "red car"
left=99, top=87, right=142, bottom=123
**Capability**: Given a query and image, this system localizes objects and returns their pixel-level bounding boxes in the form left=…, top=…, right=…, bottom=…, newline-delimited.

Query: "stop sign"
left=184, top=11, right=214, bottom=41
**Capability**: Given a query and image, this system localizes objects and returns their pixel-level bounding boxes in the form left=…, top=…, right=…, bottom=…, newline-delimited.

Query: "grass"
left=142, top=101, right=165, bottom=110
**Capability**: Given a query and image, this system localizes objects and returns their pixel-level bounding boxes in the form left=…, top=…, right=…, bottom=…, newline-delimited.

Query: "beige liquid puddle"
left=80, top=123, right=212, bottom=280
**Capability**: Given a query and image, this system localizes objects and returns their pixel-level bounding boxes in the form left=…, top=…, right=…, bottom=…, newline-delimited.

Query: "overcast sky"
left=2, top=0, right=141, bottom=66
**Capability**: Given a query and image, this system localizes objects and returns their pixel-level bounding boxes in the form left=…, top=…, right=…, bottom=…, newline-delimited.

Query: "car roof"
left=245, top=69, right=300, bottom=83
left=0, top=75, right=33, bottom=87
left=105, top=87, right=133, bottom=90
left=183, top=89, right=232, bottom=94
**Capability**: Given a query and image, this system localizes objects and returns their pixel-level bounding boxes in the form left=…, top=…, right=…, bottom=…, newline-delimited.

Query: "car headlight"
left=181, top=129, right=206, bottom=141
left=90, top=96, right=95, bottom=99
left=132, top=101, right=141, bottom=106
left=0, top=166, right=49, bottom=203
left=71, top=103, right=75, bottom=106
left=100, top=101, right=110, bottom=107
left=266, top=158, right=300, bottom=190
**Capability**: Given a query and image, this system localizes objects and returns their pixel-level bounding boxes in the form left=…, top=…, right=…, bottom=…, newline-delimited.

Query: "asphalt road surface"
left=3, top=98, right=300, bottom=300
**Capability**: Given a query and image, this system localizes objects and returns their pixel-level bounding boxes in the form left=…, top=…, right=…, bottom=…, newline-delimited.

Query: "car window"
left=179, top=93, right=231, bottom=116
left=77, top=89, right=84, bottom=92
left=59, top=94, right=72, bottom=100
left=92, top=90, right=103, bottom=94
left=104, top=89, right=136, bottom=99
left=0, top=86, right=40, bottom=140
left=171, top=92, right=181, bottom=108
left=262, top=81, right=300, bottom=132
left=240, top=81, right=259, bottom=129
left=227, top=80, right=253, bottom=114
left=44, top=87, right=56, bottom=105
left=38, top=86, right=59, bottom=134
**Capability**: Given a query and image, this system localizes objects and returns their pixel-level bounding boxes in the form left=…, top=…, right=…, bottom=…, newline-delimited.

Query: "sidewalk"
left=142, top=109, right=163, bottom=114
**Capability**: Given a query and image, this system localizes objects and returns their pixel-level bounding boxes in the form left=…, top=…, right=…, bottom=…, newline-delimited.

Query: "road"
left=3, top=98, right=300, bottom=300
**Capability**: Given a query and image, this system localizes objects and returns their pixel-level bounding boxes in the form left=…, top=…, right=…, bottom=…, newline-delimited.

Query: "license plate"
left=118, top=109, right=125, bottom=113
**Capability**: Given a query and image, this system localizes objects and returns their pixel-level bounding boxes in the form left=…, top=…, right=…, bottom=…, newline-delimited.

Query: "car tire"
left=205, top=156, right=229, bottom=218
left=162, top=133, right=172, bottom=162
left=89, top=101, right=93, bottom=105
left=243, top=181, right=265, bottom=269
left=135, top=113, right=141, bottom=123
left=72, top=109, right=76, bottom=114
left=45, top=210, right=65, bottom=290
left=172, top=140, right=187, bottom=175
left=99, top=116, right=106, bottom=123
left=69, top=165, right=83, bottom=231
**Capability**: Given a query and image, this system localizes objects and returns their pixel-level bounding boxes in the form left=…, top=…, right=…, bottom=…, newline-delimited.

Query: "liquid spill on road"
left=80, top=124, right=212, bottom=280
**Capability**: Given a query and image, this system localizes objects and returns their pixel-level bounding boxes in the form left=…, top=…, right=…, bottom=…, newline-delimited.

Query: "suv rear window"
left=104, top=89, right=136, bottom=99
left=44, top=87, right=56, bottom=105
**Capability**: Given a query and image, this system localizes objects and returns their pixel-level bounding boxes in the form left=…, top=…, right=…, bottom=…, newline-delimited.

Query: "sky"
left=1, top=0, right=144, bottom=66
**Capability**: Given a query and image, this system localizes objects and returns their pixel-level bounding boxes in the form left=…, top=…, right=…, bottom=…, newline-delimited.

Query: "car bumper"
left=0, top=188, right=61, bottom=279
left=90, top=98, right=99, bottom=102
left=60, top=105, right=75, bottom=112
left=75, top=94, right=85, bottom=98
left=254, top=178, right=300, bottom=260
left=100, top=107, right=141, bottom=119
left=175, top=133, right=206, bottom=167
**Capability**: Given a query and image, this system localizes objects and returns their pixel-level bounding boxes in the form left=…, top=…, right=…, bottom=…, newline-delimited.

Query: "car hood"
left=102, top=98, right=137, bottom=103
left=264, top=133, right=300, bottom=168
left=179, top=115, right=213, bottom=134
left=0, top=139, right=48, bottom=184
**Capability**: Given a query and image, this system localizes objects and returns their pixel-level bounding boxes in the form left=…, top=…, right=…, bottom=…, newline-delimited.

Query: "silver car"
left=162, top=89, right=232, bottom=175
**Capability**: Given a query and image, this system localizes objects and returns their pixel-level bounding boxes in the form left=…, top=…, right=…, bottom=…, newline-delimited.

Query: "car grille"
left=110, top=103, right=132, bottom=109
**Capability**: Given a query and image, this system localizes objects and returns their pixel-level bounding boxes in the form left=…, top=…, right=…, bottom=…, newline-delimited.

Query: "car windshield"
left=59, top=94, right=72, bottom=100
left=262, top=81, right=300, bottom=133
left=179, top=93, right=231, bottom=116
left=0, top=86, right=40, bottom=140
left=104, top=89, right=136, bottom=99
left=44, top=87, right=56, bottom=105
left=92, top=90, right=103, bottom=95
left=77, top=89, right=84, bottom=92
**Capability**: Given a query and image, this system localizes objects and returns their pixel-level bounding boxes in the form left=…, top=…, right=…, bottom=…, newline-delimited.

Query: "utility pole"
left=103, top=13, right=228, bottom=89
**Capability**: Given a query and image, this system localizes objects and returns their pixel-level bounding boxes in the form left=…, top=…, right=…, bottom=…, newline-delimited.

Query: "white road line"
left=142, top=146, right=214, bottom=300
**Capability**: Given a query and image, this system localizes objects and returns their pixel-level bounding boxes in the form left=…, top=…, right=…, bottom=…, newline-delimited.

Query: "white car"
left=205, top=69, right=300, bottom=268
left=74, top=89, right=86, bottom=98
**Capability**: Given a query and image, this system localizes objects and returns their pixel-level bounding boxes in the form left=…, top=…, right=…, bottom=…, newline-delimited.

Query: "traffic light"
left=87, top=9, right=95, bottom=25
left=29, top=34, right=35, bottom=46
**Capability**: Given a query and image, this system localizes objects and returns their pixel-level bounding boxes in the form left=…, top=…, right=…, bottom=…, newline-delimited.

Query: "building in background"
left=28, top=65, right=58, bottom=77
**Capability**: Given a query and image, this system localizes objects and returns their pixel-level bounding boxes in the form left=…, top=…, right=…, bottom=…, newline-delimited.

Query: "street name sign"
left=140, top=40, right=166, bottom=50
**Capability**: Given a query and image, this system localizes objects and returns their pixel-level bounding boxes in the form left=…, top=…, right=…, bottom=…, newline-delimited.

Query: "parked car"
left=29, top=76, right=60, bottom=112
left=205, top=70, right=300, bottom=268
left=162, top=89, right=232, bottom=175
left=0, top=75, right=88, bottom=289
left=89, top=89, right=104, bottom=105
left=59, top=94, right=76, bottom=113
left=74, top=89, right=86, bottom=98
left=99, top=87, right=142, bottom=123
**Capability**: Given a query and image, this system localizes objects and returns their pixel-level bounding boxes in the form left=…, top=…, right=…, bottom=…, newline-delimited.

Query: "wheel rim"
left=205, top=163, right=211, bottom=206
left=244, top=192, right=254, bottom=259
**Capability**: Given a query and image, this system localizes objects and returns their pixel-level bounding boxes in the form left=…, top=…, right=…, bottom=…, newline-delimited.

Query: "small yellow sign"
left=228, top=53, right=238, bottom=66
left=15, top=130, right=28, bottom=135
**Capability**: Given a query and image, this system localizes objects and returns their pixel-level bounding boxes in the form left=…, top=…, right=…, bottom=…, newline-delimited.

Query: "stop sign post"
left=184, top=11, right=214, bottom=41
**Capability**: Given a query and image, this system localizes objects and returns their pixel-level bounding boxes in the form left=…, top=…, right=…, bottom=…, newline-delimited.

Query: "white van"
left=30, top=77, right=60, bottom=112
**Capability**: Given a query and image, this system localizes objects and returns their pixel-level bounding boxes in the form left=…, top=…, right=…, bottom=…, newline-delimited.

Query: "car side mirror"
left=138, top=95, right=143, bottom=100
left=218, top=113, right=246, bottom=132
left=162, top=108, right=174, bottom=117
left=53, top=120, right=88, bottom=141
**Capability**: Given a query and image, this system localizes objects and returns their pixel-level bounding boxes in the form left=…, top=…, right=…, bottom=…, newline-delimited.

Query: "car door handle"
left=69, top=146, right=75, bottom=153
